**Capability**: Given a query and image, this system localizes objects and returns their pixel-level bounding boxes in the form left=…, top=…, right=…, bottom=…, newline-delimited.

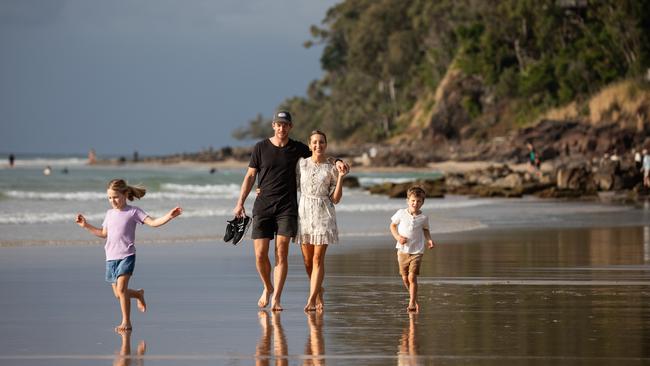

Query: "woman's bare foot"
left=271, top=297, right=283, bottom=312
left=315, top=287, right=324, bottom=311
left=136, top=289, right=147, bottom=312
left=115, top=323, right=132, bottom=332
left=258, top=287, right=273, bottom=308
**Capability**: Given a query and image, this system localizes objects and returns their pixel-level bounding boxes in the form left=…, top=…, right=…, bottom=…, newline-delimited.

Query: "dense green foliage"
left=234, top=0, right=650, bottom=142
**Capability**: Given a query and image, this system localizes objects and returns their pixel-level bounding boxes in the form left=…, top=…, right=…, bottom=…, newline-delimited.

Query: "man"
left=233, top=110, right=348, bottom=311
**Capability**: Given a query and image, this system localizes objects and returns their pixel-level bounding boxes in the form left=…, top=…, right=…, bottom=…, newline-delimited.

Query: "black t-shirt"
left=249, top=138, right=311, bottom=216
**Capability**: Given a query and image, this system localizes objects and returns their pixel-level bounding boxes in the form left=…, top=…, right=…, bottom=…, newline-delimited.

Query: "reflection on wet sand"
left=114, top=330, right=145, bottom=366
left=643, top=226, right=650, bottom=263
left=256, top=310, right=288, bottom=366
left=303, top=312, right=325, bottom=366
left=397, top=313, right=421, bottom=366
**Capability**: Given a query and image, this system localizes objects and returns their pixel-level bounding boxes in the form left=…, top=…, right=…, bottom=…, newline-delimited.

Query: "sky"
left=0, top=0, right=339, bottom=156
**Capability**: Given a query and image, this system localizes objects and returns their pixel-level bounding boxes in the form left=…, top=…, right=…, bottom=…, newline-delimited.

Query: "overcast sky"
left=0, top=0, right=338, bottom=156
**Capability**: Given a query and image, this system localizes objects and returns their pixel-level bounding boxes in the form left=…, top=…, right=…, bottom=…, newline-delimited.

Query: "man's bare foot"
left=258, top=287, right=273, bottom=308
left=136, top=289, right=147, bottom=312
left=304, top=303, right=316, bottom=312
left=271, top=297, right=283, bottom=312
left=115, top=323, right=132, bottom=332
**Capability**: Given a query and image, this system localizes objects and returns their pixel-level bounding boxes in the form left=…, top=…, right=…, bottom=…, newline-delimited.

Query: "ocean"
left=1, top=156, right=648, bottom=247
left=2, top=156, right=650, bottom=365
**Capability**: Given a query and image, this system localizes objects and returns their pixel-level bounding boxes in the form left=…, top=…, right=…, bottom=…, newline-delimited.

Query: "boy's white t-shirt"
left=391, top=208, right=430, bottom=254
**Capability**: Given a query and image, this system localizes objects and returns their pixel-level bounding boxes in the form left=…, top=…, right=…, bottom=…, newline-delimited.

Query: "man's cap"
left=273, top=110, right=292, bottom=123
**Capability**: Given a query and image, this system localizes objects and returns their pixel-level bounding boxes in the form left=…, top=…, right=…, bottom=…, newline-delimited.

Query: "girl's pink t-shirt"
left=102, top=205, right=148, bottom=261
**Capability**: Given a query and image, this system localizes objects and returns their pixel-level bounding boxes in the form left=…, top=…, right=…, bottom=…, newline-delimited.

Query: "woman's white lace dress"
left=296, top=157, right=339, bottom=245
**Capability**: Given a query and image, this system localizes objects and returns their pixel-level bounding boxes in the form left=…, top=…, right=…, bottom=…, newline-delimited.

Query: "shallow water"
left=1, top=225, right=649, bottom=365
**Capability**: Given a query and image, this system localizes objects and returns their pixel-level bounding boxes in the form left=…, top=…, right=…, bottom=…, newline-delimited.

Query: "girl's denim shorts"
left=105, top=254, right=136, bottom=283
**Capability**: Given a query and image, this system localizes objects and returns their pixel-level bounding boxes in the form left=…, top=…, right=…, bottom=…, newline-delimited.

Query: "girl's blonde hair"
left=107, top=179, right=146, bottom=201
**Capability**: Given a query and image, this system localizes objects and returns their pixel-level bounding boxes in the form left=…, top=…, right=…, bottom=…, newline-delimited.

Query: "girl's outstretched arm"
left=143, top=206, right=182, bottom=227
left=76, top=214, right=107, bottom=238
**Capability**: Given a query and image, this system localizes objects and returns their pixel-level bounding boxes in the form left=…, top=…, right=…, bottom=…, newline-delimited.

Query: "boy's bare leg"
left=401, top=274, right=410, bottom=291
left=115, top=275, right=133, bottom=331
left=407, top=273, right=418, bottom=313
left=306, top=245, right=327, bottom=312
left=254, top=238, right=274, bottom=308
left=271, top=235, right=290, bottom=311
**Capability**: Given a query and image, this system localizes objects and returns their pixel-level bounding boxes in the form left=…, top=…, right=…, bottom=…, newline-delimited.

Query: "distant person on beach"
left=43, top=166, right=52, bottom=176
left=88, top=149, right=96, bottom=165
left=390, top=186, right=435, bottom=313
left=526, top=142, right=540, bottom=171
left=634, top=150, right=642, bottom=171
left=643, top=149, right=650, bottom=188
left=8, top=154, right=14, bottom=167
left=296, top=130, right=347, bottom=312
left=75, top=179, right=182, bottom=332
left=233, top=110, right=349, bottom=311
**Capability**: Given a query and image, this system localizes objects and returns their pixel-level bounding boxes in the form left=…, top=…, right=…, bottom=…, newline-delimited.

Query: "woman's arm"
left=143, top=206, right=182, bottom=227
left=330, top=168, right=346, bottom=204
left=75, top=214, right=107, bottom=238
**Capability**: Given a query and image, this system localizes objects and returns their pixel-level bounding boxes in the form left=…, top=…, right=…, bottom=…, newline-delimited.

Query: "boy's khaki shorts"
left=397, top=252, right=424, bottom=276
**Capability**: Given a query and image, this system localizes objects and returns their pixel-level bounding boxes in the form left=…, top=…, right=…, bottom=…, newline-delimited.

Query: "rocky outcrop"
left=365, top=160, right=648, bottom=202
left=367, top=179, right=446, bottom=198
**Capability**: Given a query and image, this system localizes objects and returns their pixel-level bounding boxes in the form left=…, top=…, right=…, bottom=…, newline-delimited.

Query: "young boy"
left=390, top=186, right=435, bottom=313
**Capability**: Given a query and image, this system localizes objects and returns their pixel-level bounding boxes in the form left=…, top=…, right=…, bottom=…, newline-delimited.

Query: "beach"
left=1, top=162, right=650, bottom=365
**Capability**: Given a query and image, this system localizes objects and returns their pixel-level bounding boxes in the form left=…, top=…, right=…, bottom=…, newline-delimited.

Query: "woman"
left=296, top=130, right=347, bottom=312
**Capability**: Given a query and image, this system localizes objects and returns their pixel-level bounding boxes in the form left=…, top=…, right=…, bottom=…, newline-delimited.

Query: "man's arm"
left=233, top=167, right=257, bottom=218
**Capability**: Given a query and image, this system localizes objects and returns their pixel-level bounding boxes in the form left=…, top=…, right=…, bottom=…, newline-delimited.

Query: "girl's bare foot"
left=258, top=287, right=273, bottom=308
left=137, top=340, right=147, bottom=355
left=136, top=289, right=147, bottom=312
left=304, top=302, right=316, bottom=312
left=115, top=323, right=132, bottom=332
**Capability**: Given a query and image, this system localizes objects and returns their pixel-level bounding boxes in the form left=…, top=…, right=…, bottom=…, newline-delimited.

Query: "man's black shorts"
left=251, top=214, right=297, bottom=240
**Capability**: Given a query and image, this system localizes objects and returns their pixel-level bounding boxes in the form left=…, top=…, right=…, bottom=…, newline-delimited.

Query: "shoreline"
left=90, top=158, right=539, bottom=174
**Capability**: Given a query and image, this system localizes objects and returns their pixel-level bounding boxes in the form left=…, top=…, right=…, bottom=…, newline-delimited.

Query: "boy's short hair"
left=407, top=186, right=426, bottom=199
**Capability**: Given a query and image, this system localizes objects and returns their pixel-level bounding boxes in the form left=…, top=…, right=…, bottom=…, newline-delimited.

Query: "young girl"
left=296, top=130, right=347, bottom=312
left=76, top=179, right=182, bottom=332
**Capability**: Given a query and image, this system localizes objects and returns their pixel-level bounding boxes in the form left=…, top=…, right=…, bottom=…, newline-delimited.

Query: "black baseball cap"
left=273, top=110, right=292, bottom=124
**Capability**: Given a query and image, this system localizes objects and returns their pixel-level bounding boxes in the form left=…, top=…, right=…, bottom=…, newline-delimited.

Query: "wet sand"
left=1, top=226, right=650, bottom=365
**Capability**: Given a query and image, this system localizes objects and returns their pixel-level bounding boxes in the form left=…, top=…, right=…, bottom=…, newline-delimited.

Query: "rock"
left=342, top=176, right=360, bottom=188
left=556, top=163, right=594, bottom=191
left=367, top=179, right=445, bottom=198
left=493, top=173, right=523, bottom=189
left=593, top=171, right=614, bottom=191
